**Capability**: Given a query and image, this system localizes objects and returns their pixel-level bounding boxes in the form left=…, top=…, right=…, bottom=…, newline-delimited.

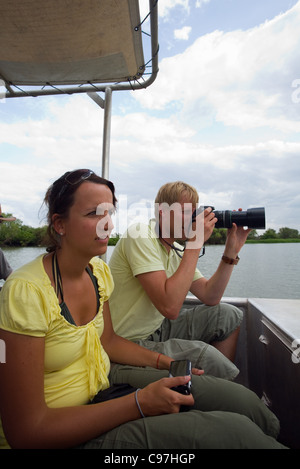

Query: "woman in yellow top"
left=0, top=169, right=286, bottom=449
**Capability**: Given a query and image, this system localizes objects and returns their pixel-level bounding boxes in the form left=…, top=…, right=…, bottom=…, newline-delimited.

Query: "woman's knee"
left=190, top=411, right=286, bottom=449
left=217, top=303, right=244, bottom=336
left=191, top=375, right=280, bottom=438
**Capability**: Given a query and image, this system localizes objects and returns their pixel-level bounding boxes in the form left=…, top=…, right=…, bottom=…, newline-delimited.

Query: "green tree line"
left=206, top=226, right=300, bottom=244
left=0, top=215, right=299, bottom=247
left=0, top=215, right=121, bottom=247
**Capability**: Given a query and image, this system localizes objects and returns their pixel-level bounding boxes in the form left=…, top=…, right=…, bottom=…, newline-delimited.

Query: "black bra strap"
left=86, top=266, right=100, bottom=311
left=52, top=252, right=64, bottom=302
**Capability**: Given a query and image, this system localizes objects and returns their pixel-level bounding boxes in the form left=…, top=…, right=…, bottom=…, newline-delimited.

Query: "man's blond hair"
left=155, top=181, right=199, bottom=206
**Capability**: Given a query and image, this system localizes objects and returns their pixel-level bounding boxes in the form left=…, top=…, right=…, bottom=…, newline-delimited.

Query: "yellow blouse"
left=0, top=254, right=114, bottom=448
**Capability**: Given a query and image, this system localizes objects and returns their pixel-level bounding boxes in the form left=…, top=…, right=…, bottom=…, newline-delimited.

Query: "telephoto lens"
left=192, top=207, right=266, bottom=229
left=213, top=207, right=265, bottom=229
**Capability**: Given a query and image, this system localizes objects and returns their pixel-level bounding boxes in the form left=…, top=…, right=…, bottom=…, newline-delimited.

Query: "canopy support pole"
left=87, top=86, right=112, bottom=180
left=87, top=87, right=113, bottom=262
left=101, top=87, right=112, bottom=180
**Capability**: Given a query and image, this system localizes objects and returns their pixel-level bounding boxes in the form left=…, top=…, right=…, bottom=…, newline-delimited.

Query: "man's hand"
left=225, top=209, right=251, bottom=257
left=187, top=207, right=217, bottom=249
left=203, top=207, right=217, bottom=243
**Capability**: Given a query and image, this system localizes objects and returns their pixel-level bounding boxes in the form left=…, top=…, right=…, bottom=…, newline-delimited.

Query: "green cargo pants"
left=77, top=365, right=287, bottom=449
left=135, top=302, right=243, bottom=380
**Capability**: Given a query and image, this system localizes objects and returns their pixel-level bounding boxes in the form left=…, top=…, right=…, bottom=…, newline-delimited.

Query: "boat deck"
left=184, top=296, right=300, bottom=449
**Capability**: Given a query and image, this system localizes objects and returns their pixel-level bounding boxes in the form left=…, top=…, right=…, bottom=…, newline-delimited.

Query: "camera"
left=169, top=359, right=192, bottom=395
left=193, top=206, right=265, bottom=229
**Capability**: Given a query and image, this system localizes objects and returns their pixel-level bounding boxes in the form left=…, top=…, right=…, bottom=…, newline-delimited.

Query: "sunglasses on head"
left=55, top=169, right=95, bottom=199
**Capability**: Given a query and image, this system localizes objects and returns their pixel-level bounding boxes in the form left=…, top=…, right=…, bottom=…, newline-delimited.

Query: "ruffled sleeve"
left=0, top=277, right=49, bottom=337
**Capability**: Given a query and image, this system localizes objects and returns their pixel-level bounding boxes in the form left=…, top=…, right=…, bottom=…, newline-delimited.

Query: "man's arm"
left=137, top=247, right=202, bottom=320
left=190, top=223, right=251, bottom=305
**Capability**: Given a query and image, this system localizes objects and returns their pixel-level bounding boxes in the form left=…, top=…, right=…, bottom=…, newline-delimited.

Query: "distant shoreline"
left=245, top=238, right=300, bottom=244
left=2, top=237, right=300, bottom=248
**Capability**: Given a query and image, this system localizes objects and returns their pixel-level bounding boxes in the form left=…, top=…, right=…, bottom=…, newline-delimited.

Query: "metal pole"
left=87, top=88, right=112, bottom=263
left=101, top=87, right=112, bottom=180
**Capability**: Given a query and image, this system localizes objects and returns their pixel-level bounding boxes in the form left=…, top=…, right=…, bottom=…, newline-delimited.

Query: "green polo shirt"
left=109, top=220, right=203, bottom=341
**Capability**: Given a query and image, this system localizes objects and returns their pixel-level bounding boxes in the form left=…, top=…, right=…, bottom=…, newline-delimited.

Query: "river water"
left=1, top=243, right=300, bottom=299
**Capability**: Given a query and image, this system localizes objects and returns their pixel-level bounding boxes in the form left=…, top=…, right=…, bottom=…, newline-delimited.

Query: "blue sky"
left=1, top=0, right=300, bottom=234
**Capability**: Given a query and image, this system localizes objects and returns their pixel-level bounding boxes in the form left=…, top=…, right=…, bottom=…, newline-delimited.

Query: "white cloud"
left=157, top=0, right=189, bottom=18
left=134, top=2, right=300, bottom=133
left=139, top=0, right=190, bottom=22
left=174, top=26, right=192, bottom=40
left=1, top=90, right=300, bottom=229
left=196, top=0, right=211, bottom=7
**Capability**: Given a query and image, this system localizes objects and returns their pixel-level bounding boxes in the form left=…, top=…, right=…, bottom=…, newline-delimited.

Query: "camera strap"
left=159, top=236, right=205, bottom=259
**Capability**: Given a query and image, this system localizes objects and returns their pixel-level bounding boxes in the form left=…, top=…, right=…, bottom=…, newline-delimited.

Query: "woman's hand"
left=136, top=376, right=195, bottom=417
left=192, top=367, right=204, bottom=376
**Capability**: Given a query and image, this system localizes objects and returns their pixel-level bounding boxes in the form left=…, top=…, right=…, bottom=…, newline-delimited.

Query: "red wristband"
left=156, top=353, right=162, bottom=369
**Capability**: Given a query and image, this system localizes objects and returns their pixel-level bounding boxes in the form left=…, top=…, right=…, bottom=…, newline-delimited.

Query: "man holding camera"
left=109, top=181, right=251, bottom=379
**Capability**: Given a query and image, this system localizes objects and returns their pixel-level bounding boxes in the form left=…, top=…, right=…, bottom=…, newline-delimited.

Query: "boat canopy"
left=0, top=0, right=158, bottom=98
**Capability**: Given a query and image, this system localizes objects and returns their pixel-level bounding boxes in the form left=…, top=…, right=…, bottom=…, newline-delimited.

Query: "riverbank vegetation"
left=206, top=227, right=300, bottom=244
left=0, top=214, right=299, bottom=247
